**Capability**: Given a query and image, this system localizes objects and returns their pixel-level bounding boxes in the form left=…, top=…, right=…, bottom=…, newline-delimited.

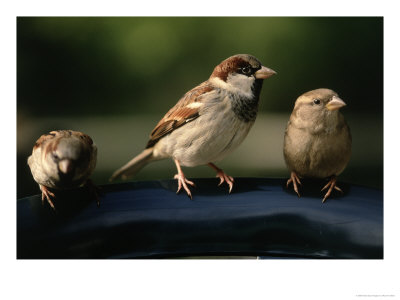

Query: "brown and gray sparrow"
left=283, top=88, right=352, bottom=202
left=27, top=130, right=98, bottom=209
left=110, top=54, right=276, bottom=198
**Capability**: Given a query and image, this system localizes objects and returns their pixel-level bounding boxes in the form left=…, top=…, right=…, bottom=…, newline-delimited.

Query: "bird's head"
left=42, top=133, right=93, bottom=186
left=294, top=88, right=346, bottom=122
left=209, top=54, right=276, bottom=99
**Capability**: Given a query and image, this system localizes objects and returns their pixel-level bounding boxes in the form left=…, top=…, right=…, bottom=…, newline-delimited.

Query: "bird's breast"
left=229, top=92, right=259, bottom=123
left=284, top=124, right=351, bottom=178
left=153, top=94, right=255, bottom=166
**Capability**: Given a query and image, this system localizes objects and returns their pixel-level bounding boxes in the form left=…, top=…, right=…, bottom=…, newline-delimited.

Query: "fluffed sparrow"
left=110, top=54, right=276, bottom=198
left=27, top=130, right=98, bottom=209
left=283, top=88, right=352, bottom=202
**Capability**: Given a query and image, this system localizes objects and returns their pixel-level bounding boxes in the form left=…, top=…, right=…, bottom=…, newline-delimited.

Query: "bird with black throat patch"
left=110, top=54, right=276, bottom=198
left=28, top=130, right=98, bottom=210
left=283, top=88, right=352, bottom=202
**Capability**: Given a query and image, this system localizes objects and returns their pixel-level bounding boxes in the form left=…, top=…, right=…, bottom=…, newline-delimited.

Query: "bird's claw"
left=208, top=163, right=234, bottom=193
left=174, top=174, right=196, bottom=199
left=286, top=172, right=302, bottom=197
left=216, top=171, right=235, bottom=193
left=40, top=185, right=56, bottom=210
left=321, top=176, right=342, bottom=203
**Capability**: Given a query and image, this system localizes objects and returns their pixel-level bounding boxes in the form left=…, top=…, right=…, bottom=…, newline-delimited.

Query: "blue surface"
left=17, top=178, right=383, bottom=259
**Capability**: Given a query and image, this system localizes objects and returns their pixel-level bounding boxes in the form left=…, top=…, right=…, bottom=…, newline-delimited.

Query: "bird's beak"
left=254, top=66, right=277, bottom=79
left=58, top=159, right=74, bottom=174
left=326, top=96, right=346, bottom=111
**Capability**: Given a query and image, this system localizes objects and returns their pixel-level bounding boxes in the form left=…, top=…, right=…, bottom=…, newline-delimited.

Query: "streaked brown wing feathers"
left=146, top=82, right=213, bottom=148
left=146, top=107, right=199, bottom=148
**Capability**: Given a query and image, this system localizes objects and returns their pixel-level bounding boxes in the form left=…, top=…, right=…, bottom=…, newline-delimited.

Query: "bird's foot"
left=174, top=173, right=196, bottom=199
left=321, top=176, right=343, bottom=203
left=173, top=159, right=196, bottom=199
left=208, top=163, right=234, bottom=193
left=216, top=171, right=235, bottom=194
left=86, top=179, right=101, bottom=207
left=40, top=185, right=56, bottom=210
left=286, top=172, right=302, bottom=197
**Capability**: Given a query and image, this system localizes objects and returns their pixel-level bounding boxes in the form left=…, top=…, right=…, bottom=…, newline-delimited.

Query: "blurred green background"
left=17, top=17, right=383, bottom=198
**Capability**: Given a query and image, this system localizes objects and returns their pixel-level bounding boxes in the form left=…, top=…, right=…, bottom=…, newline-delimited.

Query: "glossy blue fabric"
left=17, top=178, right=383, bottom=259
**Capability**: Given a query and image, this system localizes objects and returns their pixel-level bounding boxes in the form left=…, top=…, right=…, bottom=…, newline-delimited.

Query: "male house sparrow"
left=283, top=88, right=351, bottom=202
left=27, top=130, right=98, bottom=209
left=110, top=54, right=276, bottom=198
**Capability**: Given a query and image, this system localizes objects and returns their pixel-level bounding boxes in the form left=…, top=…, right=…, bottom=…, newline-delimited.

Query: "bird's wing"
left=146, top=81, right=214, bottom=148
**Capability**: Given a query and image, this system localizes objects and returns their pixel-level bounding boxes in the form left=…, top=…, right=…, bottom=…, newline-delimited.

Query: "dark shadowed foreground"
left=17, top=178, right=383, bottom=259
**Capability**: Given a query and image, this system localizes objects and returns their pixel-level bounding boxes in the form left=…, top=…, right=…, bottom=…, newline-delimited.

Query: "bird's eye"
left=241, top=66, right=251, bottom=75
left=313, top=99, right=321, bottom=105
left=52, top=153, right=59, bottom=161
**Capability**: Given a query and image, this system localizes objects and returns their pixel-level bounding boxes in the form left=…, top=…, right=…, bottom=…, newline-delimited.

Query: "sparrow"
left=283, top=88, right=352, bottom=202
left=27, top=130, right=98, bottom=210
left=110, top=54, right=276, bottom=198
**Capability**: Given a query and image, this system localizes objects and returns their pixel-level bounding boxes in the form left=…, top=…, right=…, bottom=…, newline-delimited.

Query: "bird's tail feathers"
left=110, top=148, right=154, bottom=182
